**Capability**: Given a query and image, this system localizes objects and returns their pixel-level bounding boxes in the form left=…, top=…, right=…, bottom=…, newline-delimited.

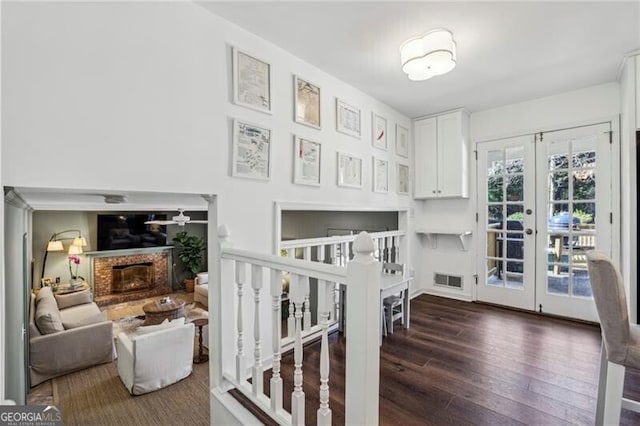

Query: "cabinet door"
left=414, top=117, right=438, bottom=198
left=437, top=111, right=469, bottom=198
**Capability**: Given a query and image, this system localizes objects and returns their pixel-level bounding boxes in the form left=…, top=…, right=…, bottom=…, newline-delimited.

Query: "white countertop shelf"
left=415, top=229, right=473, bottom=251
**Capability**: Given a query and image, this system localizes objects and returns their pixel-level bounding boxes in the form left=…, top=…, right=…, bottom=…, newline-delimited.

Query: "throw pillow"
left=134, top=317, right=185, bottom=336
left=55, top=289, right=92, bottom=310
left=35, top=297, right=64, bottom=334
left=35, top=286, right=54, bottom=304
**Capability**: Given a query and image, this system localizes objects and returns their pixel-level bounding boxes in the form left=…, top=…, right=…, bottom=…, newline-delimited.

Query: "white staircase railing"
left=278, top=230, right=405, bottom=341
left=211, top=226, right=381, bottom=425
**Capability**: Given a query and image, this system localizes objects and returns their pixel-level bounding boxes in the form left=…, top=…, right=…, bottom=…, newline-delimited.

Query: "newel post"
left=345, top=232, right=380, bottom=426
left=211, top=224, right=232, bottom=388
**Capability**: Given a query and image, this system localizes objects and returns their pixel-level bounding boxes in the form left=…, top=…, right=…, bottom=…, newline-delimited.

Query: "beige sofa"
left=29, top=286, right=114, bottom=386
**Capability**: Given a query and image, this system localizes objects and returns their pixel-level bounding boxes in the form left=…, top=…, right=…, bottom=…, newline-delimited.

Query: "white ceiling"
left=199, top=1, right=640, bottom=118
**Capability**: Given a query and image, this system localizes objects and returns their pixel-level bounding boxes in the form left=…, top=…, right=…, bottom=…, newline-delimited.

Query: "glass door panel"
left=536, top=123, right=611, bottom=322
left=477, top=136, right=535, bottom=310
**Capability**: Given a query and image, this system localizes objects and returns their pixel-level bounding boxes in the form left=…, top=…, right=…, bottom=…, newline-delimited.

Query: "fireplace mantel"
left=87, top=246, right=174, bottom=306
left=85, top=246, right=175, bottom=259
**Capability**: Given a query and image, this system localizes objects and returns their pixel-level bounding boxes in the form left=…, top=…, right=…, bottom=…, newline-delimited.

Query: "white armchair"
left=193, top=272, right=209, bottom=308
left=116, top=319, right=195, bottom=395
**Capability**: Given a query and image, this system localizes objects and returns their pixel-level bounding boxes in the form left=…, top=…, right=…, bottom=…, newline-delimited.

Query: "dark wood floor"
left=253, top=294, right=640, bottom=425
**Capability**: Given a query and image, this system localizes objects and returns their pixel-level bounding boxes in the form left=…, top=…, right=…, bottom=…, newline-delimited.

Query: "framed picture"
left=397, top=162, right=409, bottom=194
left=336, top=99, right=361, bottom=138
left=372, top=113, right=387, bottom=150
left=232, top=47, right=272, bottom=114
left=232, top=119, right=272, bottom=180
left=372, top=157, right=389, bottom=193
left=293, top=136, right=321, bottom=186
left=294, top=76, right=321, bottom=129
left=337, top=152, right=363, bottom=188
left=396, top=124, right=409, bottom=158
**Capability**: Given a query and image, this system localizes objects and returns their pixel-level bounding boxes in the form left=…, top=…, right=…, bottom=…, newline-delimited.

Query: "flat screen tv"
left=97, top=214, right=168, bottom=251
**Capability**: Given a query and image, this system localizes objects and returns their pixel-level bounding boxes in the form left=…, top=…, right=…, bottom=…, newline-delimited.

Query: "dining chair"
left=586, top=250, right=640, bottom=425
left=382, top=262, right=405, bottom=334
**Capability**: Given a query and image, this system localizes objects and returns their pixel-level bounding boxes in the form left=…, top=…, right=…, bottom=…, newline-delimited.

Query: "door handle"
left=525, top=229, right=533, bottom=235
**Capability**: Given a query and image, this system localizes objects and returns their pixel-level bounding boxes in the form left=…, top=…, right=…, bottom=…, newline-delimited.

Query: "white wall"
left=1, top=2, right=414, bottom=255
left=414, top=83, right=621, bottom=301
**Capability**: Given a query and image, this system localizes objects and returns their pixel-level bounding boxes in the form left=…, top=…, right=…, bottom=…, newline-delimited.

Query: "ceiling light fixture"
left=400, top=29, right=456, bottom=81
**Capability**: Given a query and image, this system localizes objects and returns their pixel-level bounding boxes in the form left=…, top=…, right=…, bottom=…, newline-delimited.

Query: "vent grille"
left=434, top=273, right=463, bottom=289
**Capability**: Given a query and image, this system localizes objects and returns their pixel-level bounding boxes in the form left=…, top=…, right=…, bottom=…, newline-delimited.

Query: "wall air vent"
left=434, top=273, right=463, bottom=290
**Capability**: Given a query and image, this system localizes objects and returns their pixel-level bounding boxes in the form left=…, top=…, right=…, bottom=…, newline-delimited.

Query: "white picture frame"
left=372, top=113, right=387, bottom=150
left=232, top=47, right=272, bottom=114
left=232, top=119, right=272, bottom=180
left=396, top=162, right=409, bottom=194
left=372, top=157, right=389, bottom=193
left=396, top=124, right=409, bottom=158
left=293, top=136, right=321, bottom=186
left=294, top=75, right=321, bottom=129
left=336, top=99, right=361, bottom=138
left=337, top=152, right=363, bottom=188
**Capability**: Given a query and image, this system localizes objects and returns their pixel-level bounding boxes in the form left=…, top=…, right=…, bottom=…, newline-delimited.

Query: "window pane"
left=488, top=176, right=503, bottom=202
left=572, top=150, right=596, bottom=169
left=505, top=147, right=524, bottom=173
left=488, top=205, right=504, bottom=228
left=573, top=170, right=595, bottom=200
left=549, top=172, right=569, bottom=200
left=506, top=174, right=523, bottom=201
left=487, top=150, right=504, bottom=175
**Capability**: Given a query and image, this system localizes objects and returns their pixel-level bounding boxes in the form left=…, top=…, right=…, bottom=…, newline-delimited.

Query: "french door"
left=477, top=123, right=613, bottom=322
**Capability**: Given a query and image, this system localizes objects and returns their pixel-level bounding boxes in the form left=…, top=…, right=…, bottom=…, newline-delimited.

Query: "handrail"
left=280, top=230, right=404, bottom=250
left=222, top=247, right=347, bottom=283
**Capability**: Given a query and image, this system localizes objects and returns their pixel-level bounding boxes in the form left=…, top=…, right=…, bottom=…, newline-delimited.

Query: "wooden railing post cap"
left=353, top=232, right=374, bottom=259
left=218, top=225, right=231, bottom=241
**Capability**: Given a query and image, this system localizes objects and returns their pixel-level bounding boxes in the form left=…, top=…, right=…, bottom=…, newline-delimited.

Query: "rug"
left=52, top=361, right=209, bottom=426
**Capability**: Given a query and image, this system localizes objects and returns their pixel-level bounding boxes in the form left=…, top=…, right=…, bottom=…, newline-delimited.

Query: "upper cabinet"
left=413, top=109, right=470, bottom=199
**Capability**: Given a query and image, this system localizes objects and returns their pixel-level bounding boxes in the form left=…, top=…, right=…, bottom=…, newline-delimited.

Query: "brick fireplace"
left=87, top=247, right=173, bottom=307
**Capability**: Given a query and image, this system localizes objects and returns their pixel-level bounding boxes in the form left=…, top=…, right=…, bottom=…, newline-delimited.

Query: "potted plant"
left=172, top=231, right=205, bottom=292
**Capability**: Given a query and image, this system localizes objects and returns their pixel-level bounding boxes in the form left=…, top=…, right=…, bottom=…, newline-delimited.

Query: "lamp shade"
left=400, top=29, right=456, bottom=81
left=46, top=241, right=64, bottom=252
left=72, top=236, right=87, bottom=247
left=68, top=245, right=83, bottom=255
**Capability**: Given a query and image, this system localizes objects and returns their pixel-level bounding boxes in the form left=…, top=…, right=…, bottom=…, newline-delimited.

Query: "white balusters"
left=290, top=273, right=306, bottom=425
left=251, top=265, right=264, bottom=397
left=317, top=279, right=333, bottom=425
left=287, top=249, right=295, bottom=338
left=235, top=261, right=247, bottom=382
left=303, top=247, right=312, bottom=331
left=270, top=269, right=283, bottom=412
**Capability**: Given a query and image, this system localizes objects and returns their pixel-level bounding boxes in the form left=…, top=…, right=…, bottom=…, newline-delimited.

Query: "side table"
left=191, top=317, right=209, bottom=364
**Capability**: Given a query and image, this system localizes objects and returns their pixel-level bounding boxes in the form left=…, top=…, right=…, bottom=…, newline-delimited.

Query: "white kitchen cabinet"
left=413, top=109, right=470, bottom=199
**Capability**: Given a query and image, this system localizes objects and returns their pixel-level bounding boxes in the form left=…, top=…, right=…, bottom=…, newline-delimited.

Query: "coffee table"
left=142, top=298, right=186, bottom=325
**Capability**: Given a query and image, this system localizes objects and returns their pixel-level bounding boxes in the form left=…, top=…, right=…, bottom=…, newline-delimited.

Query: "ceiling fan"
left=145, top=209, right=208, bottom=227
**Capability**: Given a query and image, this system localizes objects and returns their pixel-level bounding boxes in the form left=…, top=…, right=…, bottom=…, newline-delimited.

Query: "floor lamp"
left=40, top=229, right=87, bottom=284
